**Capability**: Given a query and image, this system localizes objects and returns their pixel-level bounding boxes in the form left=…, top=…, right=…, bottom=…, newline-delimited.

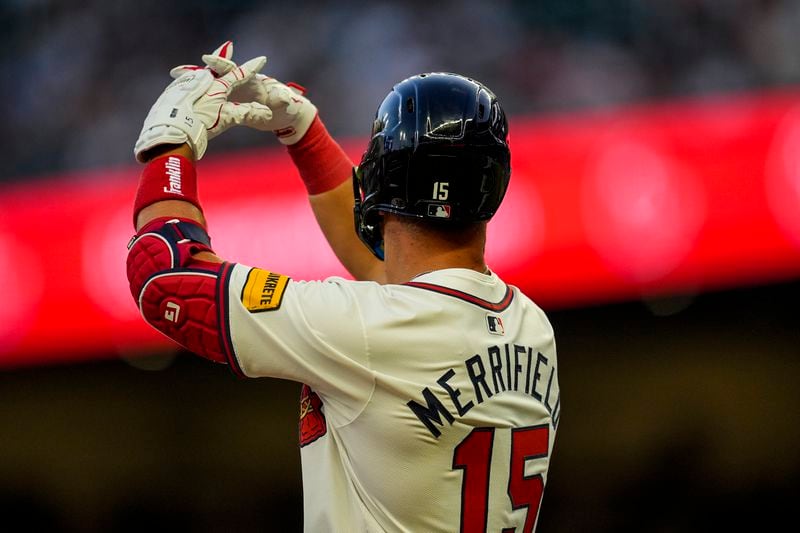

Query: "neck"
left=382, top=216, right=488, bottom=284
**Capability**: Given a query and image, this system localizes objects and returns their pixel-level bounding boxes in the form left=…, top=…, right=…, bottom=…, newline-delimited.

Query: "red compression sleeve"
left=287, top=116, right=354, bottom=195
left=133, top=154, right=201, bottom=224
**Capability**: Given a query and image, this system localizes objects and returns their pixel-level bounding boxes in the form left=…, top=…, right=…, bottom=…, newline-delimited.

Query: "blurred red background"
left=3, top=89, right=799, bottom=367
left=4, top=2, right=800, bottom=526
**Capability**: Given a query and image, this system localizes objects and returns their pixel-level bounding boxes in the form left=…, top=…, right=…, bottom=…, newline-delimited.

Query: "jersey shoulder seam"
left=403, top=280, right=515, bottom=312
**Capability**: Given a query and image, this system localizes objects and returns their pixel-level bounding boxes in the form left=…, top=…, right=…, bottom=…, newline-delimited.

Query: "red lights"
left=0, top=231, right=43, bottom=351
left=766, top=105, right=800, bottom=247
left=582, top=136, right=706, bottom=284
left=2, top=90, right=800, bottom=367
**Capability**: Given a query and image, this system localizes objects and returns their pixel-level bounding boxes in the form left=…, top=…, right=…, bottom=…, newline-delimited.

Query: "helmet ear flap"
left=353, top=165, right=386, bottom=260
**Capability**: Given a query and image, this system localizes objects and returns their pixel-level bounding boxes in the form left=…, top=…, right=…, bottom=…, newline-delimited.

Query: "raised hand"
left=134, top=49, right=269, bottom=162
left=180, top=41, right=318, bottom=145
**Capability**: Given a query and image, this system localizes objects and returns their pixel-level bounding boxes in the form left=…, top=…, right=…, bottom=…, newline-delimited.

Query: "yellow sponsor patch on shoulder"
left=241, top=268, right=290, bottom=312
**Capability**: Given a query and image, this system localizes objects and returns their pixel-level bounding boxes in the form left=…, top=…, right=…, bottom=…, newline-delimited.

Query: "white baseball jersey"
left=221, top=265, right=560, bottom=532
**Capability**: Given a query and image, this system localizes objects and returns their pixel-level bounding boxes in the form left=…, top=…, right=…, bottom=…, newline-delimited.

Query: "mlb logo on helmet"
left=428, top=204, right=451, bottom=218
left=486, top=315, right=505, bottom=335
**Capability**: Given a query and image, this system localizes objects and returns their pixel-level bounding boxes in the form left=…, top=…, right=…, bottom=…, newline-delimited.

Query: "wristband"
left=287, top=116, right=353, bottom=195
left=133, top=154, right=201, bottom=225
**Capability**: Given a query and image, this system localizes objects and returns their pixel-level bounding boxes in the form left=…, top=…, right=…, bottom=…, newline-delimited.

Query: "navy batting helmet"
left=353, top=72, right=511, bottom=259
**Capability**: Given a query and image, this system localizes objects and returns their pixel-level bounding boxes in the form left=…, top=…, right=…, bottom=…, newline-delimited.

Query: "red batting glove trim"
left=286, top=82, right=307, bottom=94
left=133, top=154, right=201, bottom=225
left=287, top=116, right=354, bottom=195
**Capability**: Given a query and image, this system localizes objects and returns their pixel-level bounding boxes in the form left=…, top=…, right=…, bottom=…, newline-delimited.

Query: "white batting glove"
left=244, top=77, right=318, bottom=145
left=134, top=54, right=270, bottom=162
left=198, top=41, right=318, bottom=145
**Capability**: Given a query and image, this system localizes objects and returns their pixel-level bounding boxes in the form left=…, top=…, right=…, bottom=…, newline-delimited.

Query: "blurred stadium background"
left=1, top=0, right=799, bottom=531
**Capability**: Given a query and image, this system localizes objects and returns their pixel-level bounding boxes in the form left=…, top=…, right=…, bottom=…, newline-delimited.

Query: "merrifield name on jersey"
left=407, top=343, right=560, bottom=438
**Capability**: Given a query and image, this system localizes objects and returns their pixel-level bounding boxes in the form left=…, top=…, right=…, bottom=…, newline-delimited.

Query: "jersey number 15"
left=452, top=425, right=549, bottom=533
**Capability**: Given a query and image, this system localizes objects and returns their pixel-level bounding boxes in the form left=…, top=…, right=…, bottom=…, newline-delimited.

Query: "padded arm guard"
left=126, top=217, right=236, bottom=365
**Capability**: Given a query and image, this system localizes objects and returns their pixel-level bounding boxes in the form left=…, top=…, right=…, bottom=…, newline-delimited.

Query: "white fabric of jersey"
left=224, top=265, right=560, bottom=533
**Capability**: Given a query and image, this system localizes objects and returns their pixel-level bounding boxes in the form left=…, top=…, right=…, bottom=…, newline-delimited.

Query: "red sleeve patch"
left=299, top=384, right=328, bottom=447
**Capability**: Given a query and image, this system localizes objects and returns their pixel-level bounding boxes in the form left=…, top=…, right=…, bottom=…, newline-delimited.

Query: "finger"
left=202, top=55, right=237, bottom=77
left=220, top=56, right=267, bottom=90
left=201, top=40, right=236, bottom=77
left=170, top=64, right=204, bottom=79
left=223, top=101, right=275, bottom=131
left=211, top=40, right=234, bottom=61
left=241, top=56, right=268, bottom=78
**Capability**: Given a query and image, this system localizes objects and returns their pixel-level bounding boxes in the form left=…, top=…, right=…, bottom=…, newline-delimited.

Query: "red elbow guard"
left=126, top=218, right=234, bottom=365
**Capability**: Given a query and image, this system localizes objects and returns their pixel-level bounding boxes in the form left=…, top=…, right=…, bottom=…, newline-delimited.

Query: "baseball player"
left=127, top=42, right=559, bottom=532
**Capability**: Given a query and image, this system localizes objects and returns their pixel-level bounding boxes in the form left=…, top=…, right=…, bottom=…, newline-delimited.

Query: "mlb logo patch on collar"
left=486, top=314, right=505, bottom=335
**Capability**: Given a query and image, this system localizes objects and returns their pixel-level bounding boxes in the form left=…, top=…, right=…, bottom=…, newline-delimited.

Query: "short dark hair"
left=389, top=213, right=486, bottom=245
